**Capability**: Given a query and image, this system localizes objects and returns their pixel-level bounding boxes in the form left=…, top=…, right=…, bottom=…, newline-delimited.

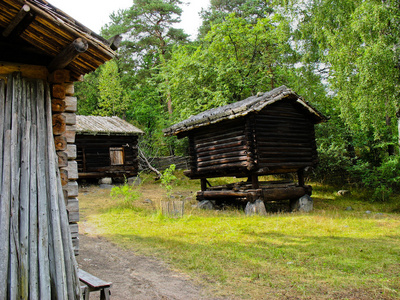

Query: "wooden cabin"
left=0, top=0, right=118, bottom=297
left=76, top=115, right=144, bottom=179
left=164, top=86, right=327, bottom=208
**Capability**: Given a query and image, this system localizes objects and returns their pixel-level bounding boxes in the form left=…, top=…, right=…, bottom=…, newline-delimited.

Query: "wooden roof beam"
left=2, top=4, right=33, bottom=38
left=48, top=38, right=88, bottom=72
left=108, top=34, right=122, bottom=51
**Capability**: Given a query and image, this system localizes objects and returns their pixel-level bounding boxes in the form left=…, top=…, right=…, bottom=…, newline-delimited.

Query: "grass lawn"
left=79, top=173, right=400, bottom=299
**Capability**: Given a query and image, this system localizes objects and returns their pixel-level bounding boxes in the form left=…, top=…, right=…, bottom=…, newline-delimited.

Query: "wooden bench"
left=78, top=269, right=112, bottom=300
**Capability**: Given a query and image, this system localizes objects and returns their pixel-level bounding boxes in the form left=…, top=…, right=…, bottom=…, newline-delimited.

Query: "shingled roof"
left=76, top=116, right=144, bottom=136
left=164, top=86, right=327, bottom=137
left=0, top=0, right=118, bottom=80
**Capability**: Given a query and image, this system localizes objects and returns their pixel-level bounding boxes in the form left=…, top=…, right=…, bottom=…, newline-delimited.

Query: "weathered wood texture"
left=185, top=100, right=318, bottom=179
left=187, top=120, right=249, bottom=178
left=0, top=0, right=115, bottom=81
left=0, top=72, right=80, bottom=299
left=49, top=70, right=79, bottom=256
left=0, top=62, right=48, bottom=80
left=76, top=134, right=140, bottom=178
left=197, top=180, right=312, bottom=204
left=254, top=101, right=318, bottom=173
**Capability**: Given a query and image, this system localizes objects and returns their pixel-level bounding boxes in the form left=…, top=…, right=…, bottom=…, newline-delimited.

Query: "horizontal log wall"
left=254, top=100, right=318, bottom=173
left=189, top=120, right=249, bottom=177
left=76, top=134, right=140, bottom=178
left=48, top=69, right=80, bottom=255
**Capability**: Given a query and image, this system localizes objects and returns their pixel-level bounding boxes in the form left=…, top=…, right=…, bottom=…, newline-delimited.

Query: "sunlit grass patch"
left=79, top=179, right=400, bottom=299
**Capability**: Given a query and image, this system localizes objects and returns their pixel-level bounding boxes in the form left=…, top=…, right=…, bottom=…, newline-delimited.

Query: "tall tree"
left=282, top=0, right=400, bottom=199
left=96, top=60, right=129, bottom=117
left=160, top=13, right=304, bottom=121
left=102, top=0, right=189, bottom=80
left=291, top=0, right=400, bottom=155
left=199, top=0, right=274, bottom=37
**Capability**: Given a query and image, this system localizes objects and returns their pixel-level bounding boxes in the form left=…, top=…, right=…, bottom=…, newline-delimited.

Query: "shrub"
left=111, top=181, right=142, bottom=208
left=161, top=164, right=177, bottom=198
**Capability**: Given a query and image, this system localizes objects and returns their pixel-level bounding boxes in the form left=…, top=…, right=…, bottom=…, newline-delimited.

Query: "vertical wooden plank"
left=4, top=74, right=13, bottom=131
left=0, top=79, right=5, bottom=192
left=36, top=79, right=51, bottom=300
left=28, top=80, right=39, bottom=299
left=0, top=131, right=12, bottom=300
left=29, top=122, right=39, bottom=299
left=19, top=77, right=31, bottom=299
left=297, top=168, right=305, bottom=187
left=45, top=81, right=68, bottom=299
left=10, top=73, right=22, bottom=300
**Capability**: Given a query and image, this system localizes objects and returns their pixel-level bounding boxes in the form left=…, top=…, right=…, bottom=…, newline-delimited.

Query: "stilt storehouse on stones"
left=164, top=86, right=327, bottom=210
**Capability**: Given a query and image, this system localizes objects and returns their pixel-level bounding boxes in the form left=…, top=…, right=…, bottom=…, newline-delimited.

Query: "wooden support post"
left=251, top=174, right=259, bottom=189
left=48, top=38, right=89, bottom=72
left=297, top=168, right=305, bottom=187
left=200, top=178, right=207, bottom=191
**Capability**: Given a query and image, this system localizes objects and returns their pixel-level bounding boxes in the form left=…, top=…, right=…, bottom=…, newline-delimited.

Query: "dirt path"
left=77, top=222, right=218, bottom=300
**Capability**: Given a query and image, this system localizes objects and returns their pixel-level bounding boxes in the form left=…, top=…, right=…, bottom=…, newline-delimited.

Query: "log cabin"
left=164, top=86, right=327, bottom=209
left=0, top=0, right=118, bottom=298
left=76, top=115, right=144, bottom=179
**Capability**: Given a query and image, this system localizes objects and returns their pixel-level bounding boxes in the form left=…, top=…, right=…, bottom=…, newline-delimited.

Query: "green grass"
left=79, top=174, right=400, bottom=299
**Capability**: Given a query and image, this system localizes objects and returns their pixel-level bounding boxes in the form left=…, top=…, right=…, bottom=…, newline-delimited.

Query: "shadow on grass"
left=101, top=228, right=400, bottom=299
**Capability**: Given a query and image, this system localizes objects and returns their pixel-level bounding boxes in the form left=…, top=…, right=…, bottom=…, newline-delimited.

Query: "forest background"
left=75, top=0, right=400, bottom=201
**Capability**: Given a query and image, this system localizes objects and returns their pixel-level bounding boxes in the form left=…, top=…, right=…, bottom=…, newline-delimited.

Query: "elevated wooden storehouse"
left=76, top=115, right=144, bottom=179
left=0, top=0, right=117, bottom=298
left=164, top=86, right=327, bottom=208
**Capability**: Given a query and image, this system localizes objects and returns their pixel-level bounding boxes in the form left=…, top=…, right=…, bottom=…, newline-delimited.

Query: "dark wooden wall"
left=76, top=134, right=139, bottom=178
left=186, top=100, right=318, bottom=179
left=254, top=100, right=318, bottom=174
left=187, top=120, right=249, bottom=179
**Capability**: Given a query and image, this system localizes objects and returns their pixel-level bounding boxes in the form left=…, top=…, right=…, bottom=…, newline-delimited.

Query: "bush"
left=111, top=181, right=142, bottom=208
left=350, top=156, right=400, bottom=202
left=161, top=164, right=177, bottom=198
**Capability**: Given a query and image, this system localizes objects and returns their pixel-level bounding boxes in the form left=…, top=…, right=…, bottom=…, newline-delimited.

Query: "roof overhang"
left=164, top=86, right=328, bottom=137
left=0, top=0, right=117, bottom=80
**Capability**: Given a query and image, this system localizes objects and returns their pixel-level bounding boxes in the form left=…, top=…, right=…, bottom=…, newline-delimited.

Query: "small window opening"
left=110, top=147, right=124, bottom=165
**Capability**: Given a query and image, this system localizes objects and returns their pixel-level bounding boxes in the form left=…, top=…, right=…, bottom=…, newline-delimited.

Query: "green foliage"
left=350, top=156, right=400, bottom=202
left=96, top=60, right=130, bottom=116
left=110, top=182, right=142, bottom=208
left=75, top=70, right=101, bottom=115
left=198, top=0, right=274, bottom=38
left=102, top=0, right=188, bottom=79
left=160, top=164, right=177, bottom=197
left=160, top=13, right=299, bottom=121
left=76, top=0, right=400, bottom=194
